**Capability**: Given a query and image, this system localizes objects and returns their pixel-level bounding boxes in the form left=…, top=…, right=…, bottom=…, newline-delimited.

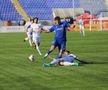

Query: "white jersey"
left=25, top=21, right=32, bottom=32
left=31, top=23, right=41, bottom=37
left=79, top=19, right=84, bottom=26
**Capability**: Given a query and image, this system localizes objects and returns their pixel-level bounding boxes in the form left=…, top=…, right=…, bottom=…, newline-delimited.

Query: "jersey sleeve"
left=39, top=24, right=42, bottom=28
left=30, top=24, right=33, bottom=29
left=49, top=25, right=55, bottom=32
left=69, top=54, right=77, bottom=58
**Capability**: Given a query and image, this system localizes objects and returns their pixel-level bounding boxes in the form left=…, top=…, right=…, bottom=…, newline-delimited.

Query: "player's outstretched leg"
left=28, top=38, right=32, bottom=47
left=35, top=42, right=42, bottom=55
left=43, top=46, right=55, bottom=59
left=24, top=37, right=28, bottom=42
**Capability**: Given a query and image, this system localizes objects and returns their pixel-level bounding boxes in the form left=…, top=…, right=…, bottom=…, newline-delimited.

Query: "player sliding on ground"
left=24, top=18, right=33, bottom=47
left=43, top=50, right=79, bottom=67
left=43, top=16, right=74, bottom=60
left=30, top=17, right=42, bottom=55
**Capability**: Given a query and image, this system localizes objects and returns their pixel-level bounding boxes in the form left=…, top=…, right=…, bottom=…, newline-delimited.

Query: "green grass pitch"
left=0, top=31, right=108, bottom=90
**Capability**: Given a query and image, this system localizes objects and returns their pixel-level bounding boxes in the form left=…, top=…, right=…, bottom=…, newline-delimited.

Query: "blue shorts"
left=52, top=39, right=66, bottom=51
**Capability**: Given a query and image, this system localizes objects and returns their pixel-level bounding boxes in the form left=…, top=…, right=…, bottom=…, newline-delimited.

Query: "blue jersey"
left=49, top=21, right=70, bottom=41
left=62, top=55, right=75, bottom=62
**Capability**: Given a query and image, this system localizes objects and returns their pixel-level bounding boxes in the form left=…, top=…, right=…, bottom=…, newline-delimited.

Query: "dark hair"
left=54, top=16, right=61, bottom=21
left=30, top=17, right=34, bottom=21
left=33, top=17, right=38, bottom=23
left=35, top=17, right=38, bottom=20
left=65, top=50, right=70, bottom=54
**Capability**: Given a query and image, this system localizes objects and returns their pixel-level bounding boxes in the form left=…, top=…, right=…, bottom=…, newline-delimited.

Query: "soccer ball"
left=28, top=54, right=36, bottom=62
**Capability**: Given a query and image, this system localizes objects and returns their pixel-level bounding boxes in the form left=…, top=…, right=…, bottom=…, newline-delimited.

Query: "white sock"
left=50, top=59, right=59, bottom=65
left=35, top=43, right=42, bottom=55
left=25, top=37, right=28, bottom=41
left=29, top=39, right=32, bottom=47
left=44, top=53, right=48, bottom=58
left=82, top=30, right=85, bottom=36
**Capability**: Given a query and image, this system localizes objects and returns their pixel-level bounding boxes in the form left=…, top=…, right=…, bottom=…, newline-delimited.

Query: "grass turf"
left=0, top=31, right=108, bottom=90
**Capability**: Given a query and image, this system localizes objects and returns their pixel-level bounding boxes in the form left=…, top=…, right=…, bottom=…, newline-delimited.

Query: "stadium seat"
left=18, top=0, right=80, bottom=20
left=0, top=0, right=22, bottom=21
left=0, top=0, right=108, bottom=21
left=80, top=0, right=107, bottom=15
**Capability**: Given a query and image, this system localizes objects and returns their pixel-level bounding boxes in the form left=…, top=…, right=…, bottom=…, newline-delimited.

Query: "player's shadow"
left=79, top=60, right=108, bottom=65
left=89, top=61, right=108, bottom=64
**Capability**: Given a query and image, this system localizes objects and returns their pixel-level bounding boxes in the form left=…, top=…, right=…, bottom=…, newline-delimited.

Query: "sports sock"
left=82, top=30, right=85, bottom=36
left=35, top=43, right=42, bottom=55
left=29, top=39, right=32, bottom=47
left=50, top=58, right=59, bottom=65
left=47, top=49, right=52, bottom=54
left=44, top=49, right=52, bottom=58
left=24, top=37, right=28, bottom=41
left=56, top=54, right=62, bottom=59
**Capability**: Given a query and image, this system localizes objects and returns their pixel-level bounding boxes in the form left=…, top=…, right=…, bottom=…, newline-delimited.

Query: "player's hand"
left=42, top=30, right=50, bottom=33
left=49, top=55, right=53, bottom=60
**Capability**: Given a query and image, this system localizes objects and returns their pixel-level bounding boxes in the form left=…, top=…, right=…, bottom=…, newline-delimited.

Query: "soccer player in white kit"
left=31, top=17, right=42, bottom=55
left=24, top=18, right=33, bottom=47
left=79, top=18, right=85, bottom=36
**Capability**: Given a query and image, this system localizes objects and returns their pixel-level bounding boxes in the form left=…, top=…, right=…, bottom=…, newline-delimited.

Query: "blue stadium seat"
left=0, top=0, right=107, bottom=21
left=0, top=0, right=22, bottom=21
left=18, top=0, right=80, bottom=20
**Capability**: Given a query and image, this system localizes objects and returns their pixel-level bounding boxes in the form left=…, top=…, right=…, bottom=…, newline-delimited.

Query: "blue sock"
left=47, top=49, right=52, bottom=55
left=56, top=54, right=62, bottom=59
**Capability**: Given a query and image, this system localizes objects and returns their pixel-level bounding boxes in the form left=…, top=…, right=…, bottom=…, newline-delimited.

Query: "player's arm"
left=24, top=26, right=28, bottom=33
left=64, top=21, right=77, bottom=31
left=49, top=55, right=63, bottom=61
left=30, top=28, right=33, bottom=32
left=42, top=29, right=50, bottom=33
left=25, top=28, right=28, bottom=33
left=24, top=23, right=28, bottom=33
left=42, top=26, right=55, bottom=33
left=67, top=22, right=77, bottom=31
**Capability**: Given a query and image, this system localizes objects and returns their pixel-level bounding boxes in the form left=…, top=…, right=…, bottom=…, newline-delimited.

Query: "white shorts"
left=79, top=25, right=84, bottom=30
left=33, top=37, right=40, bottom=43
left=27, top=32, right=32, bottom=39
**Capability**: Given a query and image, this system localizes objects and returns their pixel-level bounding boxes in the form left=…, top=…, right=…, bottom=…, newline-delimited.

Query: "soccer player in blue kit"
left=43, top=16, right=74, bottom=60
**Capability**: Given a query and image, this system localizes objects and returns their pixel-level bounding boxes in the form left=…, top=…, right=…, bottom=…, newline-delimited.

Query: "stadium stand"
left=0, top=0, right=22, bottom=21
left=80, top=0, right=107, bottom=15
left=0, top=0, right=108, bottom=21
left=18, top=0, right=80, bottom=20
left=11, top=0, right=28, bottom=20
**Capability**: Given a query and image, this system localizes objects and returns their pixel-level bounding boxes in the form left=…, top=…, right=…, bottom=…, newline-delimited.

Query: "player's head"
left=34, top=17, right=38, bottom=23
left=54, top=16, right=61, bottom=25
left=63, top=50, right=70, bottom=55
